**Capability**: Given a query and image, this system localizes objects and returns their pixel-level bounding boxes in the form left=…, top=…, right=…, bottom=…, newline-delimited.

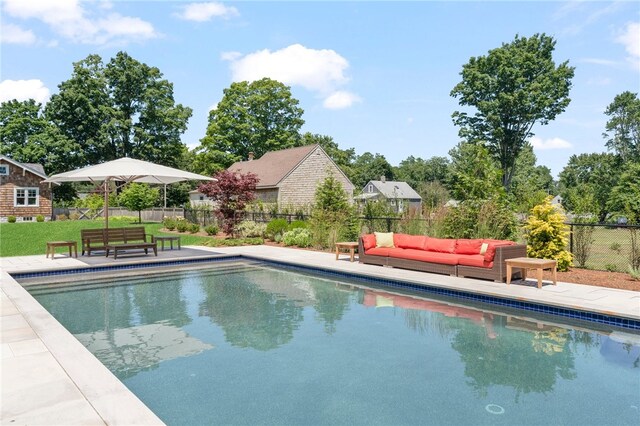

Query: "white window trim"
left=14, top=187, right=39, bottom=207
left=0, top=164, right=8, bottom=175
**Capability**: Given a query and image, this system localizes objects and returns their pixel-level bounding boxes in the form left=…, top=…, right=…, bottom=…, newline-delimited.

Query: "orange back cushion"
left=362, top=234, right=377, bottom=251
left=454, top=239, right=483, bottom=255
left=424, top=237, right=456, bottom=254
left=394, top=234, right=427, bottom=250
left=483, top=241, right=515, bottom=262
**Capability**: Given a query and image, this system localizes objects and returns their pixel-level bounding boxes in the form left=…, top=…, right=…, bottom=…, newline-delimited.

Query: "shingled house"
left=354, top=177, right=422, bottom=214
left=226, top=144, right=354, bottom=210
left=0, top=155, right=52, bottom=222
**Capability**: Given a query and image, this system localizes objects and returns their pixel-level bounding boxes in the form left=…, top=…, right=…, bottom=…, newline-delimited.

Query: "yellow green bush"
left=523, top=196, right=573, bottom=271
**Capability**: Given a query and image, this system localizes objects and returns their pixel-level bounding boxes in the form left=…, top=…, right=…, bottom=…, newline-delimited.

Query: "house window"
left=0, top=164, right=8, bottom=175
left=15, top=188, right=39, bottom=207
left=367, top=184, right=373, bottom=193
left=199, top=196, right=205, bottom=201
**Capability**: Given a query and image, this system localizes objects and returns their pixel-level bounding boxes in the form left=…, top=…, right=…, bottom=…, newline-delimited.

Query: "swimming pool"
left=27, top=261, right=640, bottom=425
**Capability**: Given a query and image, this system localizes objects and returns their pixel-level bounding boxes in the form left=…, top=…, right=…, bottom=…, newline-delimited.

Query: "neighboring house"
left=355, top=177, right=422, bottom=214
left=188, top=189, right=214, bottom=207
left=225, top=144, right=355, bottom=209
left=0, top=155, right=52, bottom=222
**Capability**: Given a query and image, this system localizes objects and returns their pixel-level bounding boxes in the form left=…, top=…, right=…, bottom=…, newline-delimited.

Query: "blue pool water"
left=29, top=262, right=640, bottom=425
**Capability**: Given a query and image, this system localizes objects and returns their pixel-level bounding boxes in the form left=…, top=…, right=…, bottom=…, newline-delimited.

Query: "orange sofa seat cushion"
left=362, top=234, right=376, bottom=251
left=394, top=233, right=427, bottom=250
left=424, top=237, right=456, bottom=254
left=388, top=248, right=461, bottom=265
left=454, top=239, right=483, bottom=255
left=365, top=247, right=394, bottom=257
left=483, top=240, right=515, bottom=262
left=458, top=254, right=494, bottom=268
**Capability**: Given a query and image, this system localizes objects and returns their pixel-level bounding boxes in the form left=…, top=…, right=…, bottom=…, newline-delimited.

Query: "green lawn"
left=0, top=219, right=213, bottom=257
left=575, top=226, right=634, bottom=272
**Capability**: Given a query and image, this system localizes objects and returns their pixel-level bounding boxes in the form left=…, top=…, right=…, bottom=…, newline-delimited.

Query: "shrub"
left=69, top=212, right=81, bottom=220
left=189, top=223, right=201, bottom=234
left=7, top=215, right=16, bottom=223
left=288, top=220, right=308, bottom=230
left=266, top=218, right=289, bottom=240
left=163, top=217, right=177, bottom=231
left=282, top=228, right=312, bottom=248
left=204, top=224, right=219, bottom=236
left=605, top=264, right=618, bottom=272
left=442, top=199, right=517, bottom=240
left=203, top=237, right=263, bottom=247
left=571, top=221, right=595, bottom=268
left=35, top=215, right=45, bottom=222
left=628, top=265, right=640, bottom=281
left=56, top=214, right=68, bottom=221
left=523, top=196, right=573, bottom=271
left=176, top=220, right=190, bottom=233
left=237, top=220, right=266, bottom=238
left=610, top=242, right=621, bottom=253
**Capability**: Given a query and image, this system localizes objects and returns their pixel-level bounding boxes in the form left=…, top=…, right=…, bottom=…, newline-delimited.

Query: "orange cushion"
left=394, top=234, right=427, bottom=250
left=458, top=254, right=493, bottom=268
left=454, top=239, right=483, bottom=255
left=365, top=247, right=394, bottom=256
left=388, top=249, right=461, bottom=265
left=483, top=241, right=515, bottom=262
left=424, top=237, right=456, bottom=254
left=362, top=234, right=376, bottom=251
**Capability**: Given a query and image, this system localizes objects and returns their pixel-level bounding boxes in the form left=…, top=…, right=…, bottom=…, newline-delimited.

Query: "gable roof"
left=364, top=180, right=422, bottom=200
left=0, top=155, right=48, bottom=179
left=227, top=144, right=319, bottom=188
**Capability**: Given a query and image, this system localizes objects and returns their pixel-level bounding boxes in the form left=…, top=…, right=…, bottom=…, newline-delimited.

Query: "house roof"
left=227, top=144, right=320, bottom=188
left=0, top=155, right=48, bottom=179
left=364, top=180, right=422, bottom=200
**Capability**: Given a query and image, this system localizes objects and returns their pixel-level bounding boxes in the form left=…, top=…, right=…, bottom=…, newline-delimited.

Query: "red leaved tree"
left=198, top=170, right=259, bottom=237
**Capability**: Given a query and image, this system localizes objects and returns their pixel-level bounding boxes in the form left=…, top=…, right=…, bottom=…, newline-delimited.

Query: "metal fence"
left=54, top=207, right=184, bottom=222
left=568, top=222, right=639, bottom=273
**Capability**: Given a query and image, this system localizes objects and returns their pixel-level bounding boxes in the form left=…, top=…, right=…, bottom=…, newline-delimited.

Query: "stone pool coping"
left=1, top=245, right=639, bottom=424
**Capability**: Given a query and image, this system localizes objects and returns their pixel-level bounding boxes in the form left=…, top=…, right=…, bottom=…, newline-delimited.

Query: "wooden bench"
left=81, top=227, right=157, bottom=259
left=105, top=227, right=157, bottom=259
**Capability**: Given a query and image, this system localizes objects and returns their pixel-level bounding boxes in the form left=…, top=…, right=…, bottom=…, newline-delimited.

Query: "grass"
left=0, top=219, right=214, bottom=257
left=571, top=227, right=634, bottom=272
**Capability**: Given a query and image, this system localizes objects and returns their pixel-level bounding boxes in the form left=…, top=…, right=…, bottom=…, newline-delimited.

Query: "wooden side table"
left=46, top=241, right=78, bottom=260
left=152, top=235, right=181, bottom=251
left=335, top=242, right=358, bottom=262
left=505, top=257, right=557, bottom=289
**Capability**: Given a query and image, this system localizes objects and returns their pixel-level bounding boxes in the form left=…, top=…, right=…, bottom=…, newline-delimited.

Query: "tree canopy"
left=448, top=142, right=504, bottom=201
left=349, top=152, right=395, bottom=189
left=451, top=33, right=574, bottom=191
left=394, top=155, right=450, bottom=190
left=118, top=183, right=160, bottom=223
left=603, top=91, right=640, bottom=162
left=196, top=78, right=305, bottom=171
left=45, top=52, right=192, bottom=167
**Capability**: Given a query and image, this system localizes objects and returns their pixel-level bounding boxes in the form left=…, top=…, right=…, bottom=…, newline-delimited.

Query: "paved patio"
left=2, top=245, right=639, bottom=424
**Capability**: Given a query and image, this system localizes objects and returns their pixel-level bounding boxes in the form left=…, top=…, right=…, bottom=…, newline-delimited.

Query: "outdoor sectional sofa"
left=358, top=233, right=526, bottom=282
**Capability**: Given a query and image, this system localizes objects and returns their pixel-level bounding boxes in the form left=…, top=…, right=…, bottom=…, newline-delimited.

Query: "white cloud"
left=220, top=51, right=242, bottom=61
left=530, top=136, right=572, bottom=150
left=579, top=57, right=618, bottom=66
left=615, top=22, right=640, bottom=69
left=0, top=23, right=36, bottom=45
left=2, top=0, right=158, bottom=45
left=323, top=91, right=361, bottom=110
left=586, top=77, right=612, bottom=86
left=223, top=44, right=359, bottom=109
left=0, top=79, right=50, bottom=104
left=177, top=2, right=239, bottom=22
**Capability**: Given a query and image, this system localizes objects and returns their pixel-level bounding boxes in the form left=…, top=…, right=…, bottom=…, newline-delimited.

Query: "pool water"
left=30, top=262, right=640, bottom=425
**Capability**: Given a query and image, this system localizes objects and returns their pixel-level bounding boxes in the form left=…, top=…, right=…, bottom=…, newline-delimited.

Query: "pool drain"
left=485, top=404, right=505, bottom=415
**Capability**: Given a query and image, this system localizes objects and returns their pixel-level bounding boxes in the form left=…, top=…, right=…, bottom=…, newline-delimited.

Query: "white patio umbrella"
left=44, top=157, right=215, bottom=228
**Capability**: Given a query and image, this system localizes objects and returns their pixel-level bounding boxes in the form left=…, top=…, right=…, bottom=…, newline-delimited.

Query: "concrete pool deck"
left=2, top=245, right=639, bottom=424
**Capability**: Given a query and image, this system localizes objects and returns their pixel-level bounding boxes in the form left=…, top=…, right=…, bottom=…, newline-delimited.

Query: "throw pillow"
left=362, top=234, right=376, bottom=251
left=374, top=232, right=395, bottom=248
left=480, top=243, right=489, bottom=255
left=454, top=239, right=483, bottom=255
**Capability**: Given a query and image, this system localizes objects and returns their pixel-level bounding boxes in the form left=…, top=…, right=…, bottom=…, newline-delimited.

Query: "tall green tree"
left=603, top=91, right=640, bottom=162
left=451, top=33, right=574, bottom=191
left=608, top=163, right=640, bottom=222
left=45, top=52, right=192, bottom=167
left=350, top=152, right=395, bottom=189
left=448, top=142, right=504, bottom=201
left=510, top=144, right=555, bottom=213
left=197, top=78, right=305, bottom=170
left=558, top=153, right=620, bottom=222
left=118, top=183, right=160, bottom=223
left=0, top=100, right=80, bottom=175
left=394, top=155, right=450, bottom=190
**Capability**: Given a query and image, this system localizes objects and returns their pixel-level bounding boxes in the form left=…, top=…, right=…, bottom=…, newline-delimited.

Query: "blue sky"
left=2, top=1, right=639, bottom=177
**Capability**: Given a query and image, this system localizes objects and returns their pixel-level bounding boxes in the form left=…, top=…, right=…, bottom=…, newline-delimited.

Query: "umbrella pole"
left=104, top=179, right=109, bottom=229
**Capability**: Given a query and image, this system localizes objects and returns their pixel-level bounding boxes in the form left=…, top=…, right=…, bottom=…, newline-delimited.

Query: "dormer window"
left=367, top=184, right=373, bottom=193
left=0, top=164, right=8, bottom=175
